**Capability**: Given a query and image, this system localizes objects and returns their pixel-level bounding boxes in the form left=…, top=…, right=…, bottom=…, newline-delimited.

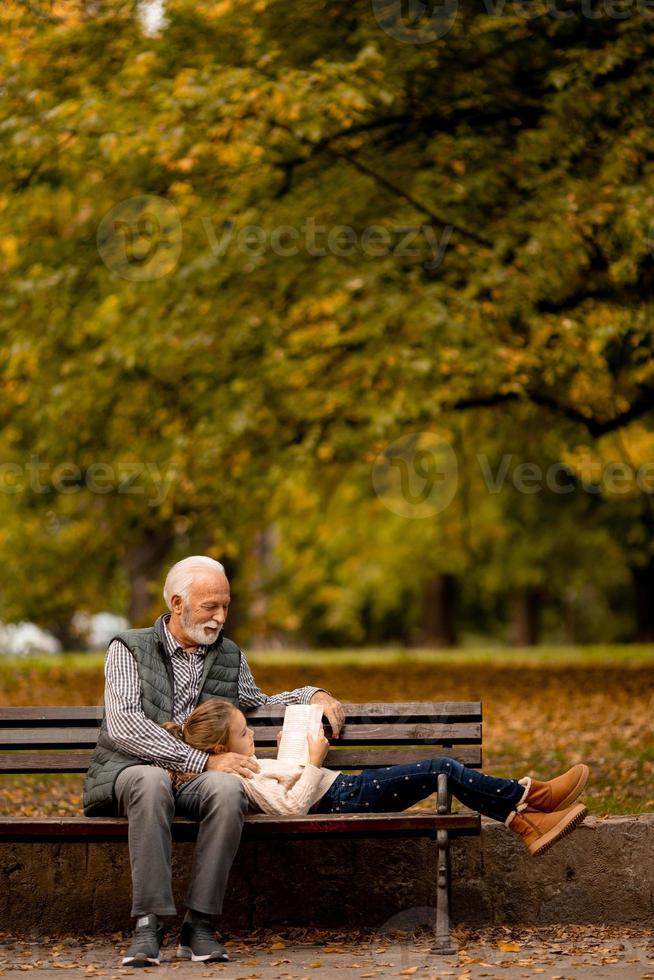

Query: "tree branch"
left=269, top=118, right=492, bottom=247
left=450, top=386, right=654, bottom=438
left=324, top=144, right=493, bottom=247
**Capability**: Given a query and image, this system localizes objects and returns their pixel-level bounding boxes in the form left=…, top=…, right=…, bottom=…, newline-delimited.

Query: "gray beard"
left=180, top=608, right=221, bottom=646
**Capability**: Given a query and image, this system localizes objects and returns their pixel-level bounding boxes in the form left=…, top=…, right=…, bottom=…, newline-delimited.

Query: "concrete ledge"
left=453, top=814, right=654, bottom=925
left=2, top=815, right=653, bottom=934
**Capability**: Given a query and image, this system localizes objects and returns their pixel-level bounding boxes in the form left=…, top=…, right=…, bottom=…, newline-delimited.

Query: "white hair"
left=163, top=556, right=227, bottom=611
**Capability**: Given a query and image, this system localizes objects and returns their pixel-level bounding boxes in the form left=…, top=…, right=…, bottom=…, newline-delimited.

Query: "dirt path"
left=1, top=926, right=653, bottom=980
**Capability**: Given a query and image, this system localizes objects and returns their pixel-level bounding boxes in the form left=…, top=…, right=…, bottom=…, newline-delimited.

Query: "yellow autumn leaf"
left=0, top=235, right=18, bottom=270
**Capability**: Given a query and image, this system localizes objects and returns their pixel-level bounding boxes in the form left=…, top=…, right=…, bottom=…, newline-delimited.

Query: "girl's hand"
left=307, top=731, right=330, bottom=767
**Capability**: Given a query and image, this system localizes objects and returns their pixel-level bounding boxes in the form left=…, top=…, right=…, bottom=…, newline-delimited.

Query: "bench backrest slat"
left=0, top=701, right=483, bottom=774
left=0, top=702, right=482, bottom=726
left=0, top=721, right=481, bottom=749
left=0, top=708, right=104, bottom=727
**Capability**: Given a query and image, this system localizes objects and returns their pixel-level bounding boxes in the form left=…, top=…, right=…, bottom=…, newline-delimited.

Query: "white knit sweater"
left=238, top=756, right=340, bottom=816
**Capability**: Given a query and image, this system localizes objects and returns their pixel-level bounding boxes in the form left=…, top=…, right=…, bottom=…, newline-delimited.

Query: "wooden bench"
left=0, top=701, right=482, bottom=953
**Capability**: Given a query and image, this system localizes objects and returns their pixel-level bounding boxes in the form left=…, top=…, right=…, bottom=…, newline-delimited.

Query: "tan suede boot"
left=510, top=803, right=587, bottom=856
left=524, top=764, right=589, bottom=812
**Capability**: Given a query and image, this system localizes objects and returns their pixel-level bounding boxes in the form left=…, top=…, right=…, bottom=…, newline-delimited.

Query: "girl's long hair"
left=162, top=697, right=235, bottom=753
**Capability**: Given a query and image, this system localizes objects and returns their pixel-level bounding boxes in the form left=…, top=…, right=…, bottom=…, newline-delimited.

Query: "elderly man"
left=83, top=555, right=344, bottom=968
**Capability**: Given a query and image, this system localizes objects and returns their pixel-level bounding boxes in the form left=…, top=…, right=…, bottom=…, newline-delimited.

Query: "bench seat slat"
left=0, top=811, right=480, bottom=843
left=0, top=745, right=482, bottom=775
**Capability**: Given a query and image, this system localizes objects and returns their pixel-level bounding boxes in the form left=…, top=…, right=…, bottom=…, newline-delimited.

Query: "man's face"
left=174, top=573, right=231, bottom=646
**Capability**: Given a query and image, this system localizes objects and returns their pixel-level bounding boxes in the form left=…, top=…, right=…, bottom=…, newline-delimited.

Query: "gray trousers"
left=114, top=765, right=248, bottom=919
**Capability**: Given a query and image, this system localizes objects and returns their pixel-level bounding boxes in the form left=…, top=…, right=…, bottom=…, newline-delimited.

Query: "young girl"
left=162, top=699, right=589, bottom=856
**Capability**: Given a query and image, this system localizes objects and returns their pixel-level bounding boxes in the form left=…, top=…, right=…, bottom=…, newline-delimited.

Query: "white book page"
left=276, top=704, right=324, bottom=766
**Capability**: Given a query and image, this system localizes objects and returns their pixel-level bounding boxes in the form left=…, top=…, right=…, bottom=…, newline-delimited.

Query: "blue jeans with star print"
left=315, top=757, right=526, bottom=823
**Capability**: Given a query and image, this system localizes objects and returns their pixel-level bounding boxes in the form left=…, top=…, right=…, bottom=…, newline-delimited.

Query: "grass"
left=248, top=644, right=654, bottom=668
left=1, top=643, right=654, bottom=817
left=4, top=643, right=654, bottom=670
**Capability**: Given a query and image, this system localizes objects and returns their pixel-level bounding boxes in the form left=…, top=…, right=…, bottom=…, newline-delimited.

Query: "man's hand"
left=310, top=691, right=345, bottom=738
left=205, top=753, right=260, bottom=778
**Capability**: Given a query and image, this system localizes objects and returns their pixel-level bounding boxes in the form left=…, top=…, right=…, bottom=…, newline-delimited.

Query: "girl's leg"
left=318, top=758, right=527, bottom=824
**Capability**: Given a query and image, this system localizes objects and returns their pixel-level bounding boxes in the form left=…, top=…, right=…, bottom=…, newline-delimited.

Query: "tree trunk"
left=219, top=554, right=241, bottom=640
left=631, top=555, right=654, bottom=642
left=49, top=620, right=86, bottom=652
left=562, top=587, right=577, bottom=644
left=124, top=531, right=174, bottom=626
left=247, top=527, right=279, bottom=649
left=510, top=586, right=542, bottom=646
left=420, top=574, right=457, bottom=648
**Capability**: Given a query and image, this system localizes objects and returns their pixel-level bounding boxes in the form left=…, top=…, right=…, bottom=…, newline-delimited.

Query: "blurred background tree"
left=1, top=0, right=653, bottom=645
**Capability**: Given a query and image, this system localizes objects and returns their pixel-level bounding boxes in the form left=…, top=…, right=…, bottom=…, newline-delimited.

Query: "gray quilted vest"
left=83, top=613, right=241, bottom=816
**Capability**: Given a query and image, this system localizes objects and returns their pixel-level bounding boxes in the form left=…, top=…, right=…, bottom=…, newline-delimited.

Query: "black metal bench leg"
left=432, top=772, right=457, bottom=955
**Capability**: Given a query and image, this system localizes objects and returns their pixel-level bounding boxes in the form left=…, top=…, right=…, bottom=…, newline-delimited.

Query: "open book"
left=276, top=704, right=324, bottom=766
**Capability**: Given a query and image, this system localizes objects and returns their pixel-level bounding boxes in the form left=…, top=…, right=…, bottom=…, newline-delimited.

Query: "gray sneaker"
left=122, top=914, right=165, bottom=967
left=176, top=918, right=229, bottom=962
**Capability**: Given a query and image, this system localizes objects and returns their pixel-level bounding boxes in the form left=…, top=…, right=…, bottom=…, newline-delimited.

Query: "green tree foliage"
left=1, top=0, right=654, bottom=639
